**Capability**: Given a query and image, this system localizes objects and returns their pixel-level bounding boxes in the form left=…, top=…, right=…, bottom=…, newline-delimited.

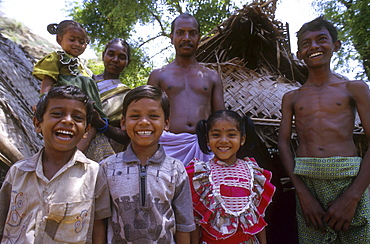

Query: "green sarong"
left=294, top=157, right=370, bottom=243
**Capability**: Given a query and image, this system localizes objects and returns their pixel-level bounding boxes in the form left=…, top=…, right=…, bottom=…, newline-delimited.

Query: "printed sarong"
left=294, top=157, right=370, bottom=243
left=160, top=131, right=213, bottom=166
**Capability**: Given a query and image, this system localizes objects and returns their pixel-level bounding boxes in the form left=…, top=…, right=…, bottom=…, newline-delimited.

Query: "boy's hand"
left=298, top=192, right=326, bottom=232
left=324, top=193, right=358, bottom=232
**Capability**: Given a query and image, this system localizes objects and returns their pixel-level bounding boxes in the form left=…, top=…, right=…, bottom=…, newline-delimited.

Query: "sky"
left=0, top=0, right=317, bottom=54
left=2, top=0, right=358, bottom=79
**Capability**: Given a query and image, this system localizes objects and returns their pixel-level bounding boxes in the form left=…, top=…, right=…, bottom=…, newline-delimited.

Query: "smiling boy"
left=0, top=86, right=111, bottom=243
left=100, top=85, right=195, bottom=243
left=278, top=17, right=370, bottom=243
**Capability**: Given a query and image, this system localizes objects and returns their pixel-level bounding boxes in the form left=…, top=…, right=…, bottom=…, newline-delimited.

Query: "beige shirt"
left=0, top=148, right=111, bottom=243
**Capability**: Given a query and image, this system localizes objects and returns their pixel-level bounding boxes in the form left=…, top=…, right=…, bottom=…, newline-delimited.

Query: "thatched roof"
left=0, top=32, right=43, bottom=176
left=197, top=0, right=308, bottom=84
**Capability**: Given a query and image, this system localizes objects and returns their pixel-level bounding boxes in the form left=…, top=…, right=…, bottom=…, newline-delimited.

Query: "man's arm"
left=147, top=69, right=160, bottom=86
left=278, top=92, right=326, bottom=232
left=324, top=80, right=370, bottom=231
left=210, top=70, right=225, bottom=112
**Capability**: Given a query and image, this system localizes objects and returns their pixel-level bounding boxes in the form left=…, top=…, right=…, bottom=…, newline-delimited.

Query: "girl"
left=186, top=110, right=275, bottom=244
left=33, top=20, right=114, bottom=161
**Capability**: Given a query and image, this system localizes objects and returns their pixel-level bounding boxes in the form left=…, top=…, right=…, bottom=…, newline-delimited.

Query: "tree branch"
left=138, top=34, right=168, bottom=48
left=150, top=10, right=168, bottom=36
left=338, top=0, right=353, bottom=9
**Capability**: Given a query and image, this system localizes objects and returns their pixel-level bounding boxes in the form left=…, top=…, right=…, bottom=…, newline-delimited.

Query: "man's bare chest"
left=293, top=89, right=352, bottom=117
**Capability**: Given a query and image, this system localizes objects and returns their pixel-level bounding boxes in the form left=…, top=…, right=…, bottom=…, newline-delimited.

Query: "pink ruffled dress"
left=186, top=157, right=275, bottom=244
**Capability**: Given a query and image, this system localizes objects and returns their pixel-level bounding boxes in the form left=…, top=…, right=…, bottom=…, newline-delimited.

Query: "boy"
left=100, top=85, right=195, bottom=243
left=0, top=85, right=111, bottom=243
left=278, top=16, right=370, bottom=243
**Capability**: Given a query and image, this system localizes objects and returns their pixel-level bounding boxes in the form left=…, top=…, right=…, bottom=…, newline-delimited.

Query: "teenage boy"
left=0, top=85, right=111, bottom=243
left=100, top=85, right=195, bottom=243
left=278, top=16, right=370, bottom=243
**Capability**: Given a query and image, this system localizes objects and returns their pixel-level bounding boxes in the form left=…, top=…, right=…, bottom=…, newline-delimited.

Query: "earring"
left=83, top=131, right=89, bottom=139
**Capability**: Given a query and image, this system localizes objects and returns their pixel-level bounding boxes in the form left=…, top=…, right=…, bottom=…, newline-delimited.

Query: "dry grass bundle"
left=197, top=0, right=307, bottom=85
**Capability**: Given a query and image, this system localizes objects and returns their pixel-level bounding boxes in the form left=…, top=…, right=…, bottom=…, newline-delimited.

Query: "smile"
left=218, top=147, right=231, bottom=151
left=308, top=52, right=323, bottom=58
left=137, top=131, right=153, bottom=136
left=56, top=130, right=74, bottom=140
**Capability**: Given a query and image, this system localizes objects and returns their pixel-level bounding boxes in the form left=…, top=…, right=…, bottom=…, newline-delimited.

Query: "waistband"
left=294, top=156, right=361, bottom=179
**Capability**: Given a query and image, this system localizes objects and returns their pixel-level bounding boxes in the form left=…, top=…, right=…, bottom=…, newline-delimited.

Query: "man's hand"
left=324, top=192, right=358, bottom=232
left=298, top=191, right=326, bottom=232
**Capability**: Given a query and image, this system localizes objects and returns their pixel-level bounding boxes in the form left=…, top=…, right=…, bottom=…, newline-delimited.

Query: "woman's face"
left=103, top=42, right=129, bottom=77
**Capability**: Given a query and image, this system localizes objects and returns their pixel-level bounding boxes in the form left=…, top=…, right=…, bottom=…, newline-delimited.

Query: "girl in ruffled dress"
left=186, top=110, right=275, bottom=244
left=32, top=20, right=114, bottom=162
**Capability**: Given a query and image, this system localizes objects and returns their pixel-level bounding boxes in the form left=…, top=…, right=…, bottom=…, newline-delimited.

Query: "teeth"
left=56, top=130, right=74, bottom=136
left=309, top=52, right=323, bottom=58
left=218, top=147, right=230, bottom=150
left=137, top=131, right=152, bottom=136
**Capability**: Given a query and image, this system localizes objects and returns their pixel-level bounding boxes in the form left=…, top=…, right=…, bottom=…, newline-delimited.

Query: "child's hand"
left=298, top=191, right=326, bottom=232
left=324, top=192, right=358, bottom=232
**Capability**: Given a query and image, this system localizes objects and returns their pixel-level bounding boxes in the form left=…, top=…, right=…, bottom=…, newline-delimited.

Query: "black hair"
left=102, top=38, right=131, bottom=63
left=35, top=85, right=94, bottom=125
left=197, top=110, right=247, bottom=154
left=171, top=13, right=200, bottom=35
left=297, top=16, right=338, bottom=50
left=47, top=20, right=90, bottom=44
left=122, top=85, right=170, bottom=120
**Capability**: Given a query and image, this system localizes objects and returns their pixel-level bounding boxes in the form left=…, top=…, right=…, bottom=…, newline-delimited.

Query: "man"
left=148, top=13, right=225, bottom=166
left=278, top=16, right=370, bottom=243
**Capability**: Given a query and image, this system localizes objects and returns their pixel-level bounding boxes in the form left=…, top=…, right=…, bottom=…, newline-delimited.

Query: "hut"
left=0, top=31, right=43, bottom=183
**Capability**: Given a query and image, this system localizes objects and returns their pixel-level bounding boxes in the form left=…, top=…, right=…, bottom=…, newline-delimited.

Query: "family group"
left=0, top=12, right=369, bottom=244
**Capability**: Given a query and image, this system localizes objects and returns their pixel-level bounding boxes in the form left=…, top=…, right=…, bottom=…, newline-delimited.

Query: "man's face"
left=170, top=17, right=200, bottom=58
left=297, top=28, right=340, bottom=68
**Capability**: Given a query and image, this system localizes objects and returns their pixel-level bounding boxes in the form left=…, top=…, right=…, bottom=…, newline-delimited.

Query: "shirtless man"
left=278, top=17, right=370, bottom=243
left=148, top=13, right=225, bottom=166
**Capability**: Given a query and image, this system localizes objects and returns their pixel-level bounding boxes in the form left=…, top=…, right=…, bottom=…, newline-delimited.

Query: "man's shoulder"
left=345, top=79, right=368, bottom=89
left=283, top=88, right=300, bottom=101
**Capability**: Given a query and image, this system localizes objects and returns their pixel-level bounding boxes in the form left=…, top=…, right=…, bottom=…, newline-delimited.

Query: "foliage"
left=314, top=0, right=370, bottom=81
left=70, top=0, right=237, bottom=45
left=69, top=0, right=240, bottom=86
